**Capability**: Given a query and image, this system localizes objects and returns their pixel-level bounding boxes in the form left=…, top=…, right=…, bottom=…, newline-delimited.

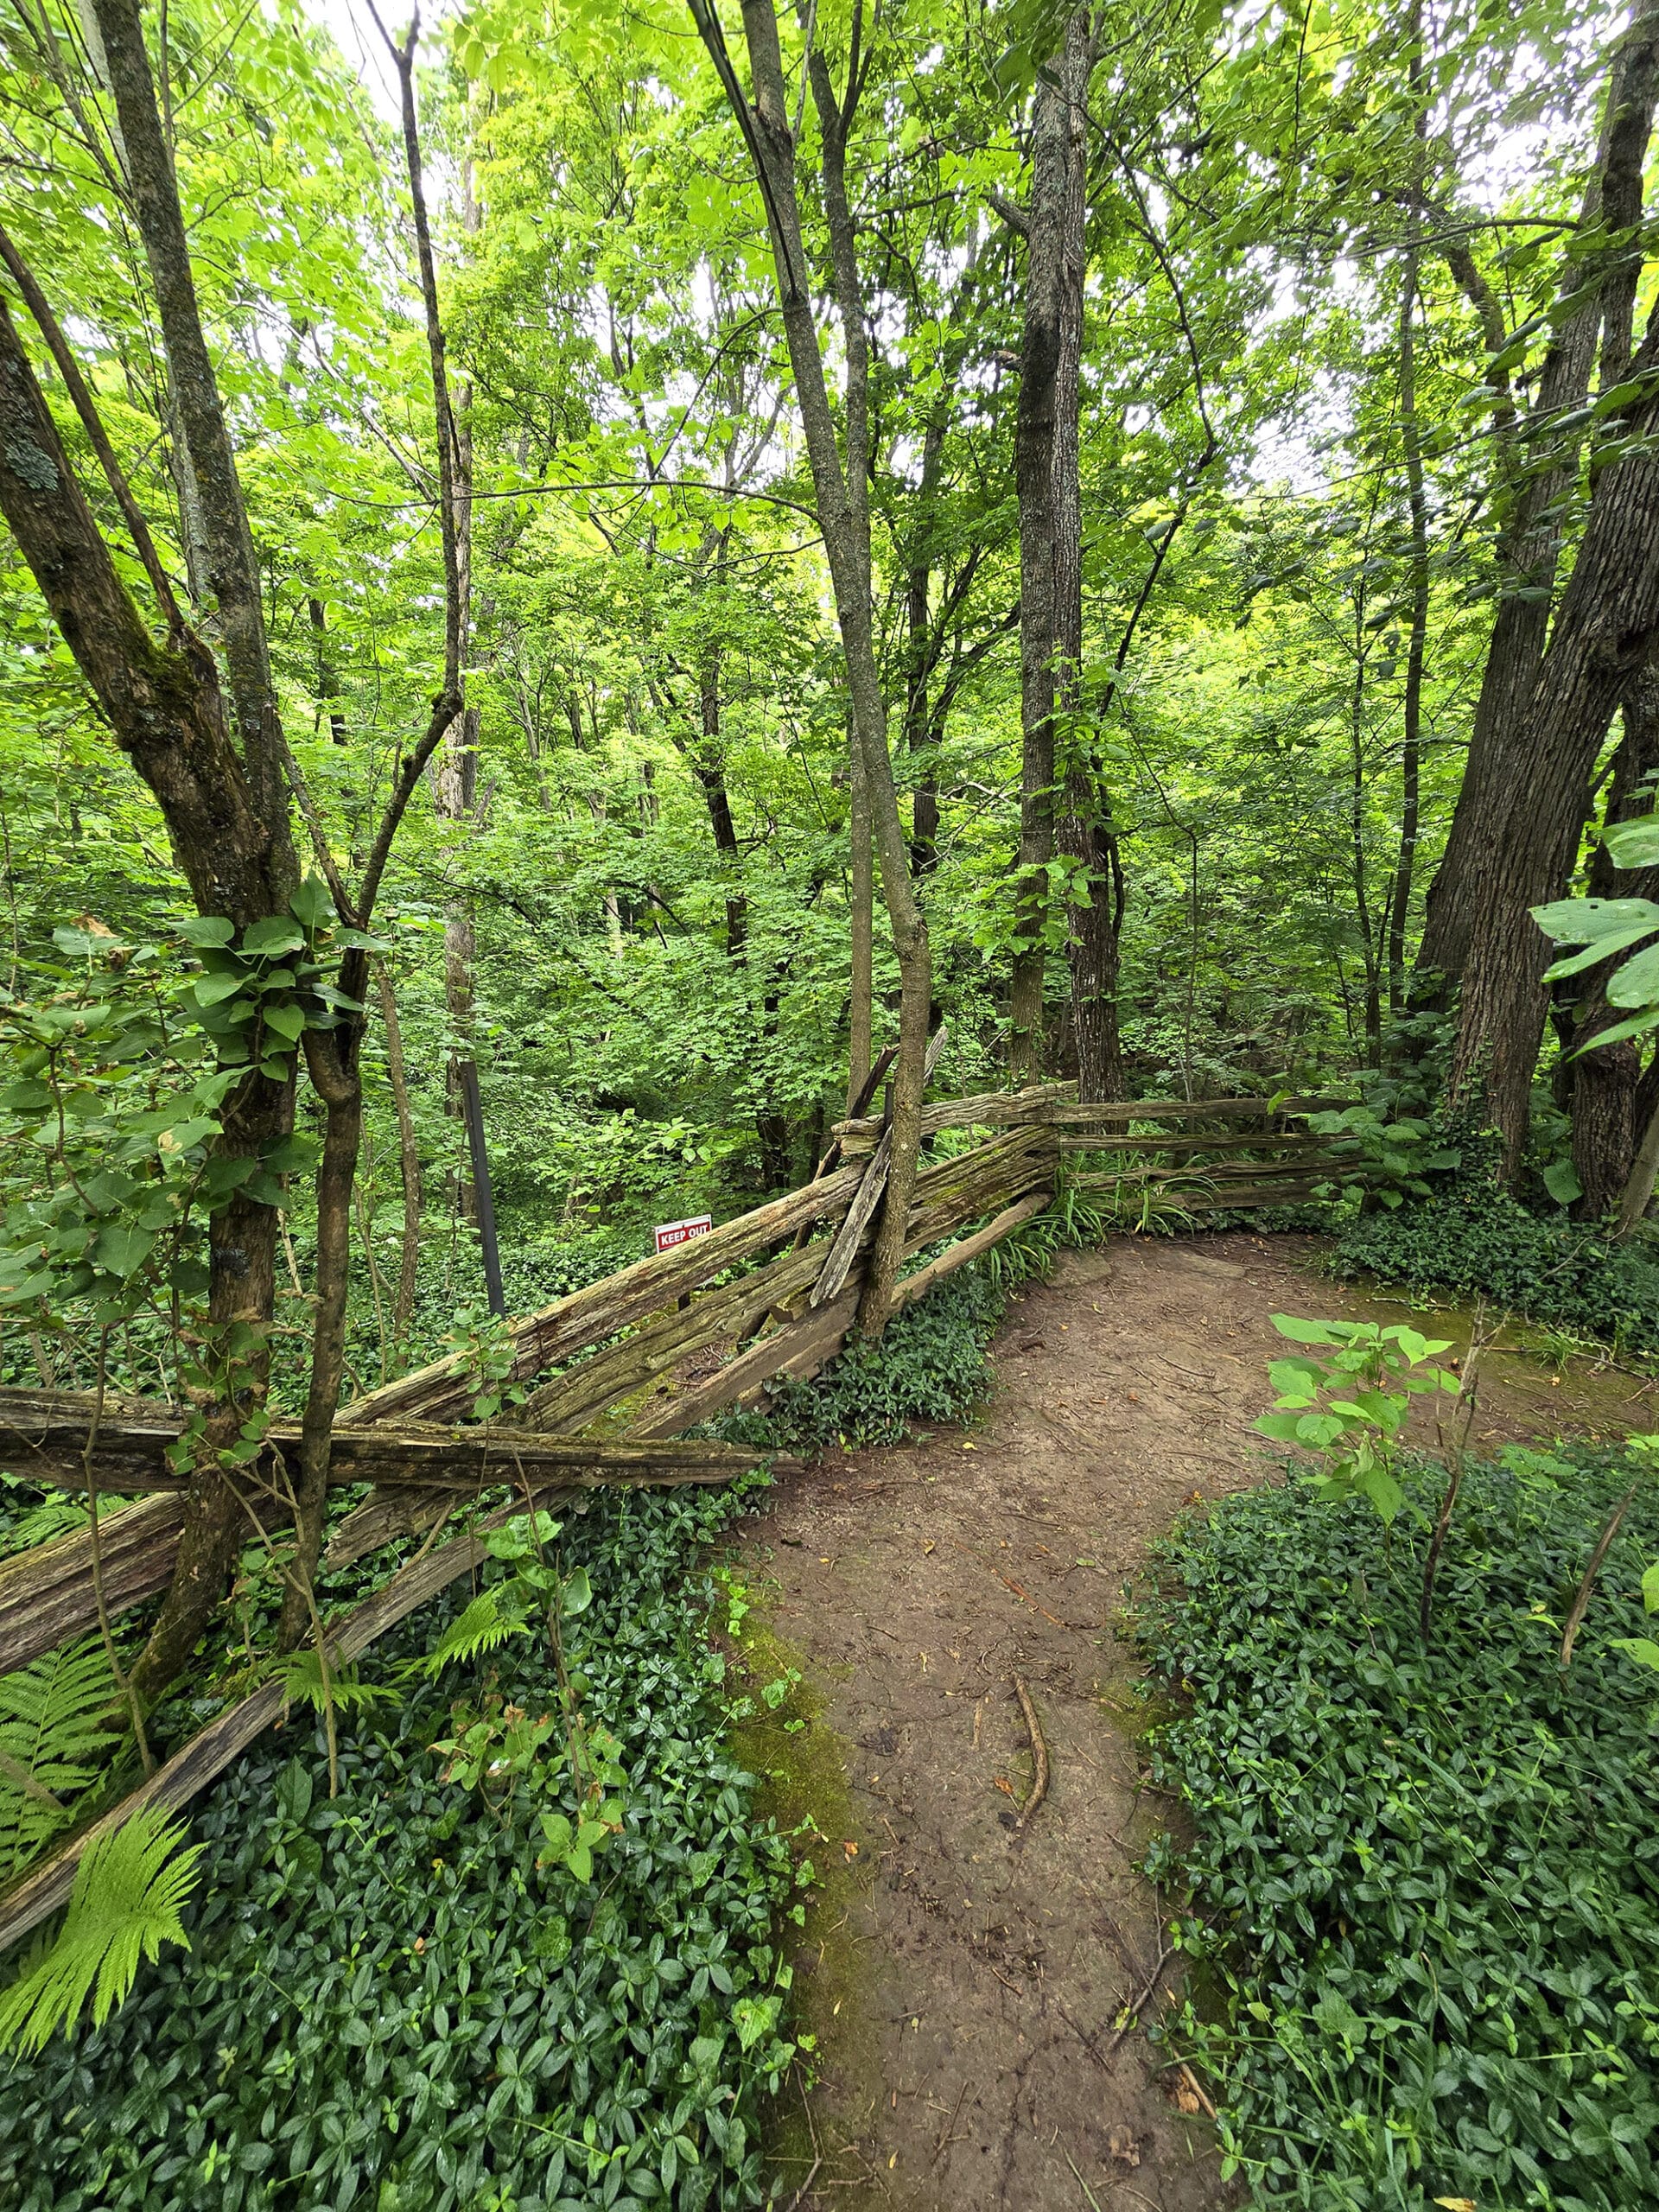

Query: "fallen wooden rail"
left=0, top=1426, right=780, bottom=1675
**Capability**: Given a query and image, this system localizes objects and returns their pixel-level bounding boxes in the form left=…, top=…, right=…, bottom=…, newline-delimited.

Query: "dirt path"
left=726, top=1231, right=1658, bottom=2212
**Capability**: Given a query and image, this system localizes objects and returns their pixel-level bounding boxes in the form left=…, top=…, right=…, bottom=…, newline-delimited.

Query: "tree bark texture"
left=1565, top=658, right=1659, bottom=1213
left=1416, top=0, right=1659, bottom=1005
left=90, top=0, right=288, bottom=842
left=1006, top=37, right=1075, bottom=1081
left=1449, top=308, right=1659, bottom=1166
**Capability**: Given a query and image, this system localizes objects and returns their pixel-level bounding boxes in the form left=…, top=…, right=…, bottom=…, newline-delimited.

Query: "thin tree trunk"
left=280, top=1041, right=361, bottom=1649
left=1389, top=35, right=1428, bottom=1020
left=848, top=724, right=874, bottom=1116
left=376, top=960, right=423, bottom=1350
left=690, top=0, right=931, bottom=1331
left=1047, top=15, right=1122, bottom=1103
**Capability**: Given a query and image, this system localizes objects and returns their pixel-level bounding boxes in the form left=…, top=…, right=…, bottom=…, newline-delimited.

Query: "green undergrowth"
left=1334, top=1189, right=1659, bottom=1357
left=709, top=1264, right=1006, bottom=1457
left=0, top=1478, right=809, bottom=2212
left=1138, top=1447, right=1659, bottom=2211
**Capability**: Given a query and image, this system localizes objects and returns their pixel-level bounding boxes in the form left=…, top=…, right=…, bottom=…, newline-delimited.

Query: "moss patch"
left=713, top=1567, right=878, bottom=2198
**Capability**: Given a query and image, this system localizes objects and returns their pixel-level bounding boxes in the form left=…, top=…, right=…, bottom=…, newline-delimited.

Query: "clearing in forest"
left=728, top=1231, right=1652, bottom=2212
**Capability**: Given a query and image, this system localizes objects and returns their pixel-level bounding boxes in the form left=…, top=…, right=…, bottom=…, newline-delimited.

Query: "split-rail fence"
left=0, top=1080, right=1351, bottom=1942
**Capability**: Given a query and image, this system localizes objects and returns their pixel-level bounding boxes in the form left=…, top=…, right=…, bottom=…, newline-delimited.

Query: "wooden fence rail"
left=0, top=1079, right=1348, bottom=1948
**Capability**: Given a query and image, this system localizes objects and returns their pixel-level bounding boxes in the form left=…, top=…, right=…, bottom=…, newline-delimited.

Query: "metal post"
left=456, top=1058, right=505, bottom=1317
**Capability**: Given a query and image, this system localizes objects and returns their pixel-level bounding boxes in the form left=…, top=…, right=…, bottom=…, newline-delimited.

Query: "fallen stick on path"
left=1011, top=1671, right=1049, bottom=1832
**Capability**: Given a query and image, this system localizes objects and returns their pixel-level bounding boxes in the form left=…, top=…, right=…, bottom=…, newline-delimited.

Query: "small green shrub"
left=1333, top=1187, right=1659, bottom=1353
left=1139, top=1448, right=1659, bottom=2211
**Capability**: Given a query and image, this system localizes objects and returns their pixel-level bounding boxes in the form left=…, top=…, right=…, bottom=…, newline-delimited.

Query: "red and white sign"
left=654, top=1213, right=713, bottom=1255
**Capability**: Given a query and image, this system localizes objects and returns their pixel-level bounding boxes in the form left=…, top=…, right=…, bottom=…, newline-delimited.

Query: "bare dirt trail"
left=725, top=1231, right=1657, bottom=2212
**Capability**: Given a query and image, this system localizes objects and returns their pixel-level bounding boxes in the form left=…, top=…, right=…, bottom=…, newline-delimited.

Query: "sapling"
left=1255, top=1313, right=1461, bottom=1529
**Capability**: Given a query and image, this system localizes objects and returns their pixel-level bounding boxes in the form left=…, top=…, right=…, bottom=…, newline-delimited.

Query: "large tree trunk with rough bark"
left=1563, top=659, right=1659, bottom=1213
left=1415, top=1, right=1659, bottom=1024
left=1447, top=315, right=1659, bottom=1169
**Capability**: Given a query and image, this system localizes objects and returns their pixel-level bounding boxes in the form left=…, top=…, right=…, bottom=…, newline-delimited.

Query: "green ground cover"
left=1141, top=1448, right=1659, bottom=2211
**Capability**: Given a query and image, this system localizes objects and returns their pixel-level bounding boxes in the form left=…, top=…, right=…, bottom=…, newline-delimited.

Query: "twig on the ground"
left=1178, top=2060, right=1217, bottom=2120
left=1011, top=1673, right=1049, bottom=1831
left=1561, top=1478, right=1642, bottom=1667
left=1090, top=1942, right=1175, bottom=2067
left=782, top=2154, right=822, bottom=2210
left=931, top=2080, right=969, bottom=2164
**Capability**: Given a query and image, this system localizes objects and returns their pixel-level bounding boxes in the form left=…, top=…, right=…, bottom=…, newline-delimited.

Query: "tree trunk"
left=280, top=1038, right=361, bottom=1649
left=1566, top=658, right=1659, bottom=1211
left=1046, top=15, right=1122, bottom=1103
left=696, top=0, right=931, bottom=1332
left=848, top=725, right=874, bottom=1116
left=375, top=961, right=423, bottom=1351
left=1415, top=0, right=1659, bottom=1007
left=1449, top=311, right=1659, bottom=1167
left=1006, top=36, right=1076, bottom=1081
left=0, top=298, right=296, bottom=1705
left=1389, top=54, right=1428, bottom=1020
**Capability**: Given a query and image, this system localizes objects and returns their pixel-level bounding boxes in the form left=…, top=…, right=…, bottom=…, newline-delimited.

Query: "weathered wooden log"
left=0, top=1474, right=586, bottom=1955
left=0, top=1432, right=778, bottom=1675
left=339, top=1159, right=868, bottom=1428
left=1052, top=1131, right=1357, bottom=1155
left=0, top=1494, right=188, bottom=1681
left=0, top=1393, right=771, bottom=1495
left=835, top=1090, right=1352, bottom=1142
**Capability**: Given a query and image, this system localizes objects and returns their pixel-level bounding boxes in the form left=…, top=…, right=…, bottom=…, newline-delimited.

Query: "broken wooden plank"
left=810, top=1025, right=950, bottom=1308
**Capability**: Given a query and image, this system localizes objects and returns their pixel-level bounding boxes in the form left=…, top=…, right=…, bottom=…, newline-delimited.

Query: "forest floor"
left=722, top=1229, right=1659, bottom=2212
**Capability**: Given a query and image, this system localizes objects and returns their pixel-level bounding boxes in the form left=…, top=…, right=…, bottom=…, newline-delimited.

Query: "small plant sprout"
left=1255, top=1315, right=1460, bottom=1527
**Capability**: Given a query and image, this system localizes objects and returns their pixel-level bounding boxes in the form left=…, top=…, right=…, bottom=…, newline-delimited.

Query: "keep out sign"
left=654, top=1214, right=713, bottom=1255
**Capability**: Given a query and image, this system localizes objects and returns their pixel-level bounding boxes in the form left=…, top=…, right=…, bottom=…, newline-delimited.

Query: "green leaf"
left=289, top=878, right=335, bottom=932
left=92, top=1224, right=156, bottom=1279
left=1641, top=1560, right=1659, bottom=1615
left=1541, top=921, right=1659, bottom=980
left=1611, top=1636, right=1659, bottom=1672
left=1604, top=817, right=1659, bottom=870
left=241, top=918, right=306, bottom=960
left=191, top=973, right=245, bottom=1007
left=561, top=1566, right=593, bottom=1617
left=262, top=1003, right=306, bottom=1043
left=1529, top=895, right=1659, bottom=945
left=1269, top=1315, right=1344, bottom=1345
left=1542, top=1158, right=1583, bottom=1205
left=175, top=917, right=236, bottom=948
left=1606, top=942, right=1659, bottom=1008
left=1573, top=1007, right=1659, bottom=1052
left=1255, top=1412, right=1306, bottom=1442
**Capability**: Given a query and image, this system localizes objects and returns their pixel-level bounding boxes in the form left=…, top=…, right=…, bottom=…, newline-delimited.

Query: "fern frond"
left=420, top=1585, right=531, bottom=1677
left=275, top=1649, right=397, bottom=1715
left=0, top=1639, right=120, bottom=1877
left=0, top=1808, right=203, bottom=2055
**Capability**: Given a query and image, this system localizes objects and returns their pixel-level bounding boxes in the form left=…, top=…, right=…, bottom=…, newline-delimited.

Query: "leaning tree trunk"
left=1414, top=0, right=1659, bottom=1013
left=1565, top=658, right=1659, bottom=1213
left=1449, top=316, right=1659, bottom=1170
left=691, top=0, right=932, bottom=1332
